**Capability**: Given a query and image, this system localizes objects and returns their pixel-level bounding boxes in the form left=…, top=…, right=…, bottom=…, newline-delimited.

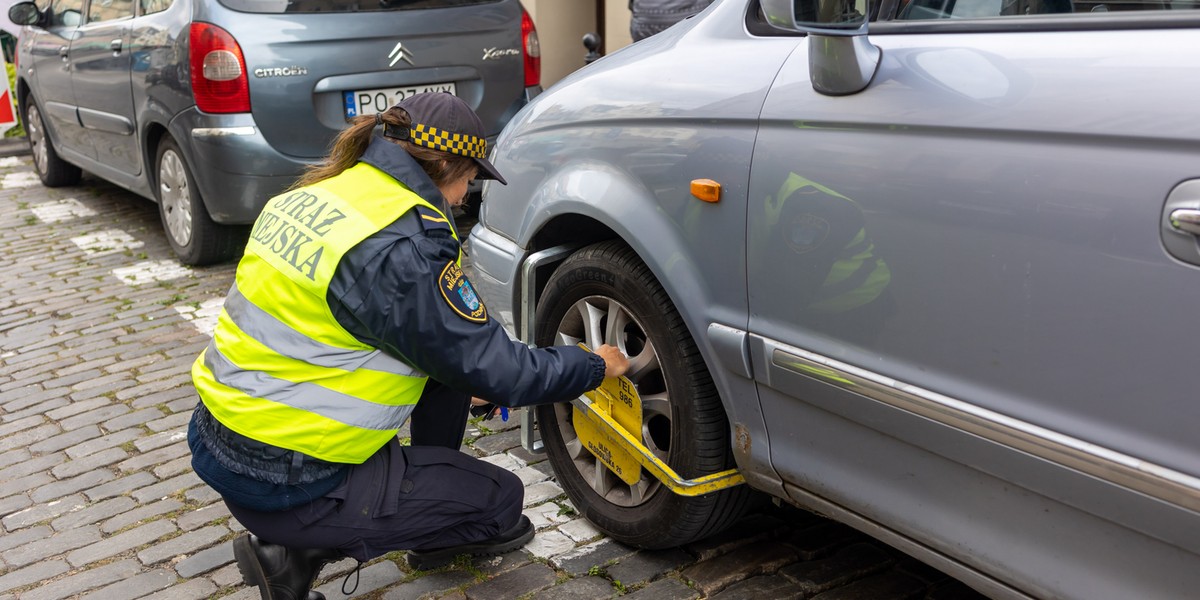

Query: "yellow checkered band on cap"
left=410, top=124, right=487, bottom=159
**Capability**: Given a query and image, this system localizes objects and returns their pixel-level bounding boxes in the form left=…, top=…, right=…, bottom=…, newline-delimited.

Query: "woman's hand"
left=595, top=344, right=630, bottom=379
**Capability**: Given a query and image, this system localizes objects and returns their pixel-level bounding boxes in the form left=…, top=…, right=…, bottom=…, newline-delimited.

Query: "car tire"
left=25, top=97, right=81, bottom=188
left=534, top=240, right=757, bottom=549
left=155, top=136, right=245, bottom=265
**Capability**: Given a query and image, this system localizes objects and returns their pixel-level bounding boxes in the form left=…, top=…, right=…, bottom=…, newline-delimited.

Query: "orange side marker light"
left=690, top=179, right=721, bottom=203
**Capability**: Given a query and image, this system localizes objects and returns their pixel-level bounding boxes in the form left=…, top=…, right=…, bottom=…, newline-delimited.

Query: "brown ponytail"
left=289, top=105, right=477, bottom=192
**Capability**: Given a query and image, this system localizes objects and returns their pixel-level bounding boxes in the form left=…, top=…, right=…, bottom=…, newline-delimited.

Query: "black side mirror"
left=8, top=1, right=43, bottom=26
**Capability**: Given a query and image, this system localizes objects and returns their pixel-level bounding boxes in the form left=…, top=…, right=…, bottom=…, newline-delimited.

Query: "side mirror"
left=760, top=0, right=880, bottom=96
left=8, top=1, right=42, bottom=26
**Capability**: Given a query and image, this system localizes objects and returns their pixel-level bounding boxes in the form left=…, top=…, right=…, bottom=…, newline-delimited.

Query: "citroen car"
left=466, top=0, right=1200, bottom=598
left=9, top=0, right=540, bottom=264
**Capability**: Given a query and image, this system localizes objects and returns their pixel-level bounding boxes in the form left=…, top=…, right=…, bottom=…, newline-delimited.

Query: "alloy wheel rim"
left=28, top=105, right=47, bottom=175
left=551, top=295, right=672, bottom=507
left=158, top=149, right=192, bottom=247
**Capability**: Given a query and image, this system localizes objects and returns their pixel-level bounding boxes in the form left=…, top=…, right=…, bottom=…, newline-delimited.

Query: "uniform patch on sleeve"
left=438, top=261, right=488, bottom=323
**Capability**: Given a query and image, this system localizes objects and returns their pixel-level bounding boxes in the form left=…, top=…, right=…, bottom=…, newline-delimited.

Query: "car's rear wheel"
left=155, top=136, right=244, bottom=265
left=534, top=240, right=756, bottom=549
left=25, top=97, right=81, bottom=188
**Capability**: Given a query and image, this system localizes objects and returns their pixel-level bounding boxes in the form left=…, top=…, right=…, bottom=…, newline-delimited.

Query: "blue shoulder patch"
left=438, top=261, right=488, bottom=323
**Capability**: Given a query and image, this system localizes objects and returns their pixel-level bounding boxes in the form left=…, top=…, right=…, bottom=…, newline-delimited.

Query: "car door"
left=69, top=0, right=138, bottom=175
left=23, top=0, right=91, bottom=158
left=745, top=2, right=1200, bottom=598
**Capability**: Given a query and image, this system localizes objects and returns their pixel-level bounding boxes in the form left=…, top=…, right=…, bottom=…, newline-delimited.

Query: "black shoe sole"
left=234, top=535, right=274, bottom=600
left=407, top=517, right=536, bottom=570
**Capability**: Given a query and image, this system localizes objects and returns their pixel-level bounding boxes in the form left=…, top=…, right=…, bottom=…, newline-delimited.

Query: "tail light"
left=189, top=23, right=250, bottom=114
left=521, top=9, right=541, bottom=88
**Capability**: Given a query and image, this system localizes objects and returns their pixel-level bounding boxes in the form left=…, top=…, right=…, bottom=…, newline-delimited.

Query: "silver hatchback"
left=9, top=0, right=540, bottom=264
left=467, top=0, right=1200, bottom=598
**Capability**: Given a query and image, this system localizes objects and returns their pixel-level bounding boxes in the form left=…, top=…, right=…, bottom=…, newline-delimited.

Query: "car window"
left=140, top=0, right=172, bottom=15
left=898, top=0, right=1199, bottom=18
left=88, top=0, right=134, bottom=22
left=216, top=0, right=498, bottom=14
left=49, top=0, right=84, bottom=26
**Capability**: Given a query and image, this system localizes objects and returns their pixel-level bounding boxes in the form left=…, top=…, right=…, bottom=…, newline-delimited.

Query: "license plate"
left=343, top=82, right=457, bottom=119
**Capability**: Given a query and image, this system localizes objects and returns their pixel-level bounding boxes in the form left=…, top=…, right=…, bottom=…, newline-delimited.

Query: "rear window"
left=217, top=0, right=497, bottom=13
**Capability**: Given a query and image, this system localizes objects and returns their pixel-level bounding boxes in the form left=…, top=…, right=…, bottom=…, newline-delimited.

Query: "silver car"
left=467, top=0, right=1200, bottom=598
left=9, top=0, right=541, bottom=264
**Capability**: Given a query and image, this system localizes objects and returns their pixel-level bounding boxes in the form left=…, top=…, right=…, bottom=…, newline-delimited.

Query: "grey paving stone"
left=17, top=558, right=141, bottom=600
left=607, top=547, right=695, bottom=588
left=1, top=423, right=61, bottom=452
left=128, top=386, right=197, bottom=410
left=134, top=429, right=189, bottom=453
left=0, top=494, right=32, bottom=521
left=102, top=498, right=184, bottom=534
left=0, top=448, right=31, bottom=471
left=210, top=562, right=245, bottom=587
left=28, top=424, right=103, bottom=454
left=786, top=521, right=870, bottom=562
left=175, top=539, right=234, bottom=578
left=0, top=472, right=54, bottom=501
left=51, top=496, right=137, bottom=531
left=1, top=493, right=87, bottom=531
left=470, top=428, right=522, bottom=455
left=463, top=562, right=557, bottom=600
left=0, top=525, right=52, bottom=553
left=684, top=514, right=790, bottom=562
left=137, top=524, right=228, bottom=565
left=44, top=396, right=110, bottom=422
left=551, top=538, right=638, bottom=576
left=712, top=574, right=809, bottom=599
left=101, top=407, right=166, bottom=432
left=0, top=558, right=70, bottom=594
left=0, top=452, right=65, bottom=485
left=140, top=577, right=219, bottom=600
left=1, top=525, right=102, bottom=567
left=380, top=569, right=475, bottom=600
left=175, top=501, right=230, bottom=531
left=147, top=410, right=192, bottom=432
left=810, top=571, right=928, bottom=600
left=118, top=440, right=190, bottom=473
left=622, top=577, right=701, bottom=600
left=65, top=427, right=142, bottom=460
left=780, top=542, right=894, bottom=596
left=66, top=519, right=177, bottom=567
left=184, top=484, right=223, bottom=505
left=76, top=568, right=177, bottom=600
left=30, top=468, right=116, bottom=503
left=154, top=455, right=195, bottom=478
left=0, top=397, right=70, bottom=424
left=0, top=414, right=44, bottom=438
left=681, top=542, right=801, bottom=596
left=59, top=403, right=131, bottom=431
left=313, top=560, right=404, bottom=599
left=85, top=470, right=158, bottom=502
left=529, top=576, right=616, bottom=600
left=50, top=447, right=129, bottom=479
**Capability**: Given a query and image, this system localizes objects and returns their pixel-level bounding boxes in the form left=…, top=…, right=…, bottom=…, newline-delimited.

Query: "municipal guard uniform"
left=188, top=126, right=606, bottom=565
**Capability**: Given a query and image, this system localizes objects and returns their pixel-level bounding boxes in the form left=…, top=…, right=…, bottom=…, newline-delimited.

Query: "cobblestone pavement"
left=0, top=153, right=992, bottom=600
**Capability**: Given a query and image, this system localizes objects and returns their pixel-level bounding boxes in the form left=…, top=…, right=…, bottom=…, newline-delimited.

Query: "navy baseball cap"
left=383, top=92, right=507, bottom=185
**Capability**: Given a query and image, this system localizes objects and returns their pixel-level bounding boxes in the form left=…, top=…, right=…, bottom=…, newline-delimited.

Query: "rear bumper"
left=171, top=110, right=312, bottom=224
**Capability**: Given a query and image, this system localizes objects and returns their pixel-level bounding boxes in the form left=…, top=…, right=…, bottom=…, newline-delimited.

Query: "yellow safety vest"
left=191, top=163, right=455, bottom=464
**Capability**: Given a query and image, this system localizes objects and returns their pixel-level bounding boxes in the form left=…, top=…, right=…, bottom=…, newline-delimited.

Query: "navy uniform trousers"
left=223, top=383, right=524, bottom=562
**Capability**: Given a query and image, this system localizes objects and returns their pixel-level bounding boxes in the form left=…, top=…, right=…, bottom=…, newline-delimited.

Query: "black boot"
left=407, top=515, right=535, bottom=570
left=234, top=534, right=343, bottom=600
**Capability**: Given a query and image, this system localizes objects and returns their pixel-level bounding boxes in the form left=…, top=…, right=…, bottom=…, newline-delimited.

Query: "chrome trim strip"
left=771, top=345, right=1200, bottom=514
left=192, top=127, right=257, bottom=137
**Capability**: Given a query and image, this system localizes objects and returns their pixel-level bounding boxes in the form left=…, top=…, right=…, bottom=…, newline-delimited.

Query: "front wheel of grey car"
left=155, top=137, right=245, bottom=266
left=534, top=240, right=757, bottom=549
left=24, top=97, right=81, bottom=188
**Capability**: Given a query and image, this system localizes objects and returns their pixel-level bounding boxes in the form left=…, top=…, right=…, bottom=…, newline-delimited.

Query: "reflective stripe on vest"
left=192, top=162, right=455, bottom=464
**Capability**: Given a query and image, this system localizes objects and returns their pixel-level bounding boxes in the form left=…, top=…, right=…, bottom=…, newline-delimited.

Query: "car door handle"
left=110, top=39, right=123, bottom=52
left=1169, top=208, right=1200, bottom=236
left=58, top=45, right=69, bottom=59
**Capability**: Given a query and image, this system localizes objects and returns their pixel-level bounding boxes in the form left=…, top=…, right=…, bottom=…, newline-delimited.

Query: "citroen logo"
left=388, top=42, right=415, bottom=67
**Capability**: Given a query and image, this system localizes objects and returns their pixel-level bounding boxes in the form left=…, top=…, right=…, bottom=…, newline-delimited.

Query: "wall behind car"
left=522, top=0, right=633, bottom=88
